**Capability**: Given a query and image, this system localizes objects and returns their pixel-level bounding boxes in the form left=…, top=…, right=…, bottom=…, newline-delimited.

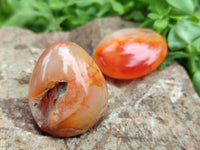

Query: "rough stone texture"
left=0, top=16, right=200, bottom=150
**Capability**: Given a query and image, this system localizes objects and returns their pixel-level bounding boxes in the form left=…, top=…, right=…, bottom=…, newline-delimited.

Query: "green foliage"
left=1, top=0, right=200, bottom=96
left=192, top=71, right=200, bottom=95
left=141, top=0, right=200, bottom=95
left=110, top=0, right=134, bottom=15
left=0, top=0, right=116, bottom=32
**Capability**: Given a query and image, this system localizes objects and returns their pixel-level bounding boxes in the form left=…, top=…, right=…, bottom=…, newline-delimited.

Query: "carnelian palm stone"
left=94, top=28, right=168, bottom=79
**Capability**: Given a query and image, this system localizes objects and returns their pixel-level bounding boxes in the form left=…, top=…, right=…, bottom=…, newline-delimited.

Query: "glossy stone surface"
left=94, top=28, right=168, bottom=79
left=29, top=41, right=108, bottom=137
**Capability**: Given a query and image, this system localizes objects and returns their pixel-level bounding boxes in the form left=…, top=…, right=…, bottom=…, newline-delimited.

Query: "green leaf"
left=110, top=0, right=125, bottom=15
left=125, top=11, right=146, bottom=22
left=192, top=71, right=200, bottom=96
left=159, top=51, right=189, bottom=69
left=49, top=1, right=66, bottom=12
left=153, top=17, right=168, bottom=33
left=195, top=56, right=200, bottom=70
left=28, top=0, right=51, bottom=13
left=167, top=0, right=196, bottom=15
left=148, top=13, right=160, bottom=20
left=76, top=0, right=104, bottom=7
left=110, top=0, right=134, bottom=15
left=139, top=19, right=154, bottom=28
left=97, top=4, right=113, bottom=17
left=191, top=37, right=200, bottom=54
left=175, top=17, right=200, bottom=44
left=123, top=0, right=135, bottom=13
left=3, top=10, right=51, bottom=27
left=0, top=0, right=16, bottom=14
left=148, top=0, right=171, bottom=17
left=168, top=27, right=187, bottom=50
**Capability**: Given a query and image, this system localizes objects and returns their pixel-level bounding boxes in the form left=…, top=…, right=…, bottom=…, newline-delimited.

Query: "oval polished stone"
left=29, top=41, right=108, bottom=137
left=94, top=28, right=168, bottom=79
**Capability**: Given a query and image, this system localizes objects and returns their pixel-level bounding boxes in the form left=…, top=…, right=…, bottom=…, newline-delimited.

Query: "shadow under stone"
left=0, top=98, right=45, bottom=136
left=105, top=75, right=144, bottom=88
left=0, top=98, right=94, bottom=139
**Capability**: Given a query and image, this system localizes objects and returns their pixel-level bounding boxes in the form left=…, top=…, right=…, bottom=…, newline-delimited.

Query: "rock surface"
left=0, top=16, right=200, bottom=150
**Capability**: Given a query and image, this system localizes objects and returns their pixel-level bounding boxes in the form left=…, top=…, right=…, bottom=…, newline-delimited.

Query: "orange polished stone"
left=94, top=29, right=168, bottom=79
left=29, top=41, right=108, bottom=137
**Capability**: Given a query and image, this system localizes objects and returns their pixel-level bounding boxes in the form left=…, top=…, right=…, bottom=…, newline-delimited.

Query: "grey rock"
left=0, top=16, right=200, bottom=150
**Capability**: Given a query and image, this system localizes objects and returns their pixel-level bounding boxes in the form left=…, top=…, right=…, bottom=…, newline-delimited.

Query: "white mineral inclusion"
left=170, top=86, right=182, bottom=103
left=134, top=79, right=183, bottom=110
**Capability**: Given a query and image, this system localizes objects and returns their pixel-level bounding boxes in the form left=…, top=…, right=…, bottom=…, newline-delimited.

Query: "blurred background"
left=0, top=0, right=145, bottom=33
left=1, top=0, right=200, bottom=96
